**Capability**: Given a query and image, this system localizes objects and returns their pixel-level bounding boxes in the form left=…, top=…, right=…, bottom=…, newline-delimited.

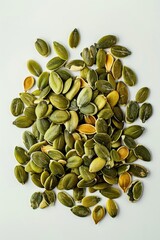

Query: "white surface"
left=0, top=0, right=160, bottom=239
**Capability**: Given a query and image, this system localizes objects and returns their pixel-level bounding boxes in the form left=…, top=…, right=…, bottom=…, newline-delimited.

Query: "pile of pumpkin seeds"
left=11, top=29, right=153, bottom=223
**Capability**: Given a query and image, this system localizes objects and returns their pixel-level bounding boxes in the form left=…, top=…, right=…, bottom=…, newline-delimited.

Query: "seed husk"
left=92, top=205, right=105, bottom=224
left=111, top=45, right=131, bottom=58
left=139, top=103, right=153, bottom=123
left=105, top=54, right=114, bottom=72
left=27, top=60, right=42, bottom=76
left=71, top=205, right=91, bottom=217
left=68, top=28, right=80, bottom=48
left=127, top=180, right=143, bottom=202
left=53, top=41, right=68, bottom=60
left=66, top=60, right=85, bottom=71
left=106, top=199, right=118, bottom=218
left=77, top=124, right=96, bottom=135
left=10, top=98, right=24, bottom=116
left=35, top=39, right=50, bottom=57
left=118, top=172, right=132, bottom=192
left=117, top=146, right=129, bottom=160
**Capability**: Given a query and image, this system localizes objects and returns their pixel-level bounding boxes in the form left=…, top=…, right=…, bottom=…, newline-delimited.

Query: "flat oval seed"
left=100, top=187, right=121, bottom=199
left=66, top=156, right=83, bottom=168
left=92, top=205, right=105, bottom=224
left=68, top=28, right=80, bottom=48
left=50, top=110, right=70, bottom=124
left=14, top=146, right=30, bottom=165
left=10, top=98, right=24, bottom=116
left=49, top=93, right=70, bottom=110
left=89, top=157, right=106, bottom=172
left=135, top=87, right=150, bottom=103
left=27, top=60, right=42, bottom=76
left=37, top=72, right=50, bottom=90
left=13, top=116, right=34, bottom=128
left=32, top=151, right=50, bottom=168
left=105, top=54, right=114, bottom=72
left=134, top=144, right=151, bottom=161
left=79, top=165, right=96, bottom=181
left=58, top=191, right=75, bottom=207
left=53, top=41, right=68, bottom=60
left=82, top=196, right=100, bottom=207
left=64, top=111, right=79, bottom=133
left=77, top=124, right=96, bottom=135
left=118, top=172, right=132, bottom=192
left=116, top=81, right=128, bottom=105
left=123, top=66, right=137, bottom=86
left=139, top=103, right=153, bottom=123
left=65, top=78, right=81, bottom=100
left=71, top=206, right=91, bottom=217
left=123, top=125, right=145, bottom=139
left=14, top=165, right=28, bottom=184
left=46, top=57, right=65, bottom=71
left=112, top=59, right=122, bottom=80
left=129, top=164, right=149, bottom=178
left=77, top=87, right=92, bottom=107
left=96, top=49, right=106, bottom=68
left=49, top=71, right=63, bottom=94
left=96, top=80, right=113, bottom=94
left=35, top=38, right=50, bottom=57
left=30, top=192, right=43, bottom=209
left=66, top=60, right=85, bottom=71
left=111, top=45, right=131, bottom=58
left=24, top=76, right=35, bottom=92
left=107, top=90, right=119, bottom=107
left=96, top=35, right=117, bottom=49
left=106, top=199, right=118, bottom=218
left=62, top=173, right=78, bottom=190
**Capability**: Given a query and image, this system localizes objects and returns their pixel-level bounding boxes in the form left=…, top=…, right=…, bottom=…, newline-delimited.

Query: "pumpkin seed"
left=92, top=205, right=105, bottom=224
left=53, top=41, right=68, bottom=60
left=106, top=199, right=118, bottom=218
left=111, top=45, right=131, bottom=58
left=68, top=28, right=80, bottom=48
left=139, top=103, right=153, bottom=123
left=123, top=66, right=137, bottom=86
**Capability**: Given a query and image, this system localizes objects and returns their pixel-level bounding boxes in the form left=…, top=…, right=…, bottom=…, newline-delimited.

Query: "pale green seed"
left=82, top=196, right=100, bottom=207
left=50, top=110, right=70, bottom=124
left=35, top=101, right=48, bottom=119
left=64, top=111, right=79, bottom=133
left=28, top=141, right=46, bottom=154
left=92, top=205, right=105, bottom=224
left=135, top=87, right=150, bottom=103
left=36, top=118, right=50, bottom=135
left=80, top=103, right=97, bottom=115
left=62, top=77, right=73, bottom=94
left=73, top=187, right=86, bottom=202
left=82, top=48, right=94, bottom=66
left=49, top=71, right=63, bottom=94
left=123, top=66, right=137, bottom=86
left=89, top=157, right=106, bottom=173
left=32, top=151, right=50, bottom=168
left=37, top=72, right=50, bottom=90
left=35, top=39, right=50, bottom=57
left=14, top=165, right=28, bottom=184
left=14, top=146, right=30, bottom=165
left=22, top=131, right=37, bottom=149
left=27, top=59, right=42, bottom=76
left=79, top=166, right=96, bottom=181
left=65, top=78, right=81, bottom=100
left=94, top=143, right=110, bottom=161
left=30, top=160, right=43, bottom=173
left=49, top=93, right=70, bottom=110
left=66, top=156, right=83, bottom=168
left=96, top=80, right=113, bottom=94
left=46, top=57, right=65, bottom=70
left=10, top=98, right=24, bottom=116
left=47, top=149, right=65, bottom=160
left=44, top=125, right=62, bottom=144
left=19, top=92, right=36, bottom=106
left=62, top=173, right=78, bottom=190
left=77, top=87, right=92, bottom=107
left=68, top=28, right=80, bottom=48
left=24, top=106, right=36, bottom=121
left=53, top=41, right=68, bottom=60
left=49, top=161, right=65, bottom=177
left=13, top=116, right=34, bottom=128
left=30, top=192, right=43, bottom=209
left=96, top=35, right=117, bottom=49
left=106, top=199, right=118, bottom=218
left=66, top=60, right=85, bottom=71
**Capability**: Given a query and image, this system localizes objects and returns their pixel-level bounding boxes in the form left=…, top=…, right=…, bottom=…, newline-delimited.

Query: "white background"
left=0, top=0, right=160, bottom=239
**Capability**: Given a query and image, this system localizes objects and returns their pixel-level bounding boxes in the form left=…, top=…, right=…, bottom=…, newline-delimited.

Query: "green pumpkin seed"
left=40, top=190, right=56, bottom=208
left=106, top=199, right=118, bottom=218
left=37, top=72, right=50, bottom=90
left=92, top=183, right=110, bottom=190
left=28, top=141, right=46, bottom=154
left=66, top=60, right=85, bottom=71
left=126, top=150, right=138, bottom=163
left=71, top=205, right=91, bottom=217
left=35, top=101, right=48, bottom=119
left=89, top=157, right=106, bottom=173
left=62, top=173, right=78, bottom=190
left=86, top=69, right=98, bottom=89
left=14, top=165, right=28, bottom=184
left=129, top=164, right=148, bottom=178
left=94, top=94, right=106, bottom=111
left=19, top=92, right=36, bottom=106
left=93, top=133, right=111, bottom=149
left=96, top=35, right=117, bottom=49
left=50, top=110, right=70, bottom=124
left=127, top=180, right=143, bottom=202
left=27, top=59, right=42, bottom=76
left=139, top=103, right=153, bottom=123
left=43, top=173, right=58, bottom=190
left=126, top=101, right=139, bottom=123
left=134, top=144, right=151, bottom=161
left=68, top=28, right=80, bottom=48
left=13, top=116, right=33, bottom=128
left=49, top=71, right=63, bottom=94
left=58, top=191, right=75, bottom=207
left=30, top=192, right=43, bottom=209
left=123, top=125, right=145, bottom=139
left=77, top=87, right=92, bottom=107
left=35, top=39, right=50, bottom=57
left=47, top=149, right=65, bottom=160
left=77, top=178, right=97, bottom=188
left=62, top=77, right=73, bottom=94
left=92, top=205, right=105, bottom=224
left=24, top=106, right=36, bottom=121
left=79, top=165, right=96, bottom=181
left=49, top=160, right=65, bottom=177
left=95, top=118, right=108, bottom=133
left=66, top=156, right=83, bottom=168
left=111, top=45, right=131, bottom=58
left=10, top=98, right=24, bottom=116
left=22, top=131, right=37, bottom=149
left=46, top=57, right=65, bottom=70
left=82, top=196, right=100, bottom=207
left=102, top=166, right=117, bottom=179
left=116, top=81, right=128, bottom=105
left=64, top=111, right=79, bottom=133
left=94, top=143, right=110, bottom=161
left=49, top=93, right=70, bottom=110
left=44, top=125, right=62, bottom=144
left=122, top=135, right=136, bottom=149
left=97, top=106, right=114, bottom=120
left=108, top=73, right=116, bottom=89
left=14, top=146, right=30, bottom=165
left=75, top=140, right=84, bottom=156
left=96, top=80, right=113, bottom=94
left=53, top=41, right=68, bottom=60
left=53, top=134, right=65, bottom=151
left=82, top=48, right=94, bottom=66
left=32, top=151, right=50, bottom=168
left=80, top=102, right=97, bottom=115
left=123, top=66, right=137, bottom=86
left=30, top=160, right=43, bottom=173
left=112, top=59, right=122, bottom=80
left=73, top=187, right=86, bottom=202
left=100, top=187, right=121, bottom=199
left=135, top=87, right=150, bottom=103
left=65, top=78, right=81, bottom=100
left=36, top=118, right=50, bottom=135
left=117, top=164, right=130, bottom=175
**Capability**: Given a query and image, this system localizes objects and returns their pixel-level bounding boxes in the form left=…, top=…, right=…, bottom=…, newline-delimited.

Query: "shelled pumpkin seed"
left=11, top=29, right=152, bottom=224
